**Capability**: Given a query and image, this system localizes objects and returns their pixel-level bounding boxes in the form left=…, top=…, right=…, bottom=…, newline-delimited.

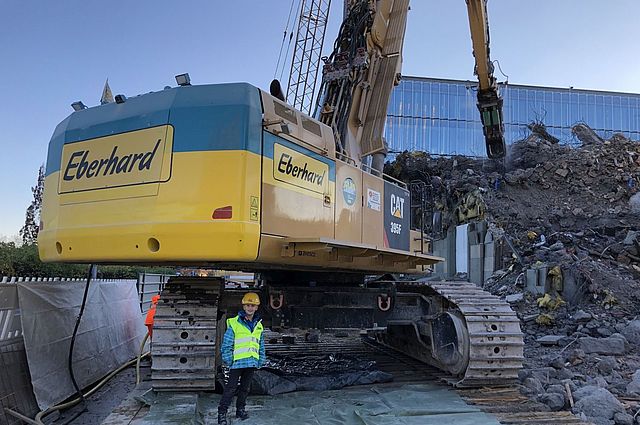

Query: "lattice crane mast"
left=286, top=0, right=332, bottom=115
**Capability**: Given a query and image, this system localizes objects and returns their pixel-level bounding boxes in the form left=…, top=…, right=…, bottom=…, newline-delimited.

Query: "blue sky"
left=1, top=0, right=639, bottom=239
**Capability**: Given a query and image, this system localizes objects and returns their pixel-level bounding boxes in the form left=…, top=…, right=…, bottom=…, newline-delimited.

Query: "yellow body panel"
left=272, top=143, right=329, bottom=196
left=261, top=144, right=335, bottom=239
left=334, top=161, right=362, bottom=243
left=362, top=173, right=385, bottom=247
left=59, top=126, right=173, bottom=195
left=39, top=150, right=261, bottom=263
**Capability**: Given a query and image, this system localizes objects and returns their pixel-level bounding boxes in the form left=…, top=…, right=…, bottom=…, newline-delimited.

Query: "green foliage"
left=20, top=165, right=45, bottom=245
left=0, top=243, right=16, bottom=276
left=0, top=243, right=175, bottom=279
left=97, top=265, right=176, bottom=279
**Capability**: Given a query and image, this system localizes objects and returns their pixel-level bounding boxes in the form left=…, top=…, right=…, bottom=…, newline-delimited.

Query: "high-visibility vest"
left=227, top=316, right=263, bottom=362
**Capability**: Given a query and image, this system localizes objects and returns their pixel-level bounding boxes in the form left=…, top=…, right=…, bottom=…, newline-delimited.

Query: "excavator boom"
left=466, top=0, right=506, bottom=158
left=316, top=0, right=506, bottom=161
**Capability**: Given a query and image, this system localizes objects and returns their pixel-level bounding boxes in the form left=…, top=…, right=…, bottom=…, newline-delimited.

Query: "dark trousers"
left=218, top=367, right=255, bottom=413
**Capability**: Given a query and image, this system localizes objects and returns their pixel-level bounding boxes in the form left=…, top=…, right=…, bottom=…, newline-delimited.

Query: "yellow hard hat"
left=242, top=292, right=260, bottom=305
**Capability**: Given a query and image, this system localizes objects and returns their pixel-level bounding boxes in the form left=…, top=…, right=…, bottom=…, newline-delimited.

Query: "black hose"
left=67, top=264, right=95, bottom=408
left=57, top=407, right=85, bottom=425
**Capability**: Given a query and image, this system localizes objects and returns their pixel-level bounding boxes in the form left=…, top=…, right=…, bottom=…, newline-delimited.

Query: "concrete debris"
left=536, top=335, right=565, bottom=346
left=572, top=310, right=592, bottom=322
left=578, top=335, right=627, bottom=355
left=596, top=357, right=618, bottom=375
left=626, top=369, right=640, bottom=395
left=549, top=357, right=566, bottom=369
left=386, top=122, right=640, bottom=422
left=621, top=320, right=640, bottom=346
left=539, top=391, right=565, bottom=411
left=629, top=193, right=640, bottom=214
left=572, top=123, right=605, bottom=146
left=505, top=293, right=524, bottom=303
left=572, top=386, right=625, bottom=424
left=613, top=412, right=635, bottom=425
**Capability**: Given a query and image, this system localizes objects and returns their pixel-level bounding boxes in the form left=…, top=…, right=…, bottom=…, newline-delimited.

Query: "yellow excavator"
left=38, top=0, right=518, bottom=391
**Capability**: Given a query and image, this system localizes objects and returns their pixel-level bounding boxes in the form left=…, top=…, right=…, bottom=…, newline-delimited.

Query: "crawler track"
left=390, top=280, right=525, bottom=387
left=151, top=277, right=221, bottom=391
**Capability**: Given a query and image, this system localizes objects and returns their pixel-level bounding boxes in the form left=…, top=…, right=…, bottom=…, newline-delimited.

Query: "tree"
left=20, top=165, right=45, bottom=245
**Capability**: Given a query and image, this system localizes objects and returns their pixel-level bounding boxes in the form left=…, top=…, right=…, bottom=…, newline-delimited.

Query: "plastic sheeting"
left=135, top=383, right=501, bottom=425
left=17, top=280, right=146, bottom=410
left=252, top=370, right=394, bottom=395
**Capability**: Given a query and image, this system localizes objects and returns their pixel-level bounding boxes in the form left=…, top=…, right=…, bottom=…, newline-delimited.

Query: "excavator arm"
left=315, top=0, right=410, bottom=172
left=315, top=0, right=506, bottom=164
left=466, top=0, right=506, bottom=158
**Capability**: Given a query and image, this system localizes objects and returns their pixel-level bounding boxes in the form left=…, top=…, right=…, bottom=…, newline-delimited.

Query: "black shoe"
left=236, top=409, right=249, bottom=420
left=217, top=411, right=228, bottom=425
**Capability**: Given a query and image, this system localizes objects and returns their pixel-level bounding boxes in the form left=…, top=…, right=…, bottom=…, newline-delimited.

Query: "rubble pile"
left=386, top=123, right=640, bottom=425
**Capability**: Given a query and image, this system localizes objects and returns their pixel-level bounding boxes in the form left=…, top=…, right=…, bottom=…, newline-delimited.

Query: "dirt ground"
left=45, top=367, right=139, bottom=425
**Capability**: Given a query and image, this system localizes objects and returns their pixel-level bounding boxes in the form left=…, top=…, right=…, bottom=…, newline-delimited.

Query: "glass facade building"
left=385, top=76, right=640, bottom=157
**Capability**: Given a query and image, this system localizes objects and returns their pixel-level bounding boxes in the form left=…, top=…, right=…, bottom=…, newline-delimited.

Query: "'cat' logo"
left=391, top=194, right=405, bottom=219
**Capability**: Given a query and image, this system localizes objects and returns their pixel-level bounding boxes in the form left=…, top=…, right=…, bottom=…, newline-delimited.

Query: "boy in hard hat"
left=218, top=292, right=265, bottom=424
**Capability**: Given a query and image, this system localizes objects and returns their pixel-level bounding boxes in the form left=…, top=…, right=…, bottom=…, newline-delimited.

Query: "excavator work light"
left=114, top=94, right=127, bottom=104
left=71, top=101, right=87, bottom=111
left=175, top=73, right=191, bottom=86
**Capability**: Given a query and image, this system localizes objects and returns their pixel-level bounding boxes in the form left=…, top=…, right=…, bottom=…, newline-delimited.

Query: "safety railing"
left=0, top=283, right=21, bottom=345
left=137, top=273, right=171, bottom=313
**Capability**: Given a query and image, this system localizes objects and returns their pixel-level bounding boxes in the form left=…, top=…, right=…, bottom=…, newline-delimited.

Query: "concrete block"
left=526, top=269, right=546, bottom=295
left=432, top=230, right=456, bottom=279
left=470, top=244, right=484, bottom=259
left=469, top=258, right=484, bottom=286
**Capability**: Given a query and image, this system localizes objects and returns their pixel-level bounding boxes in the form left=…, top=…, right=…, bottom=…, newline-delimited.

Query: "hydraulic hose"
left=68, top=264, right=95, bottom=406
left=136, top=332, right=150, bottom=385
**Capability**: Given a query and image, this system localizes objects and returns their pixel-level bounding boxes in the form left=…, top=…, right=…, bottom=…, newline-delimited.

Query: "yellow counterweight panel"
left=39, top=150, right=262, bottom=263
left=260, top=144, right=335, bottom=239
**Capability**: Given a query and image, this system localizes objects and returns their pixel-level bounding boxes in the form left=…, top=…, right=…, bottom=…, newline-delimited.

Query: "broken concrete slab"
left=572, top=310, right=592, bottom=322
left=578, top=336, right=627, bottom=355
left=572, top=386, right=625, bottom=424
left=621, top=320, right=640, bottom=346
left=536, top=335, right=565, bottom=346
left=539, top=392, right=565, bottom=411
left=626, top=369, right=640, bottom=395
left=505, top=293, right=524, bottom=303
